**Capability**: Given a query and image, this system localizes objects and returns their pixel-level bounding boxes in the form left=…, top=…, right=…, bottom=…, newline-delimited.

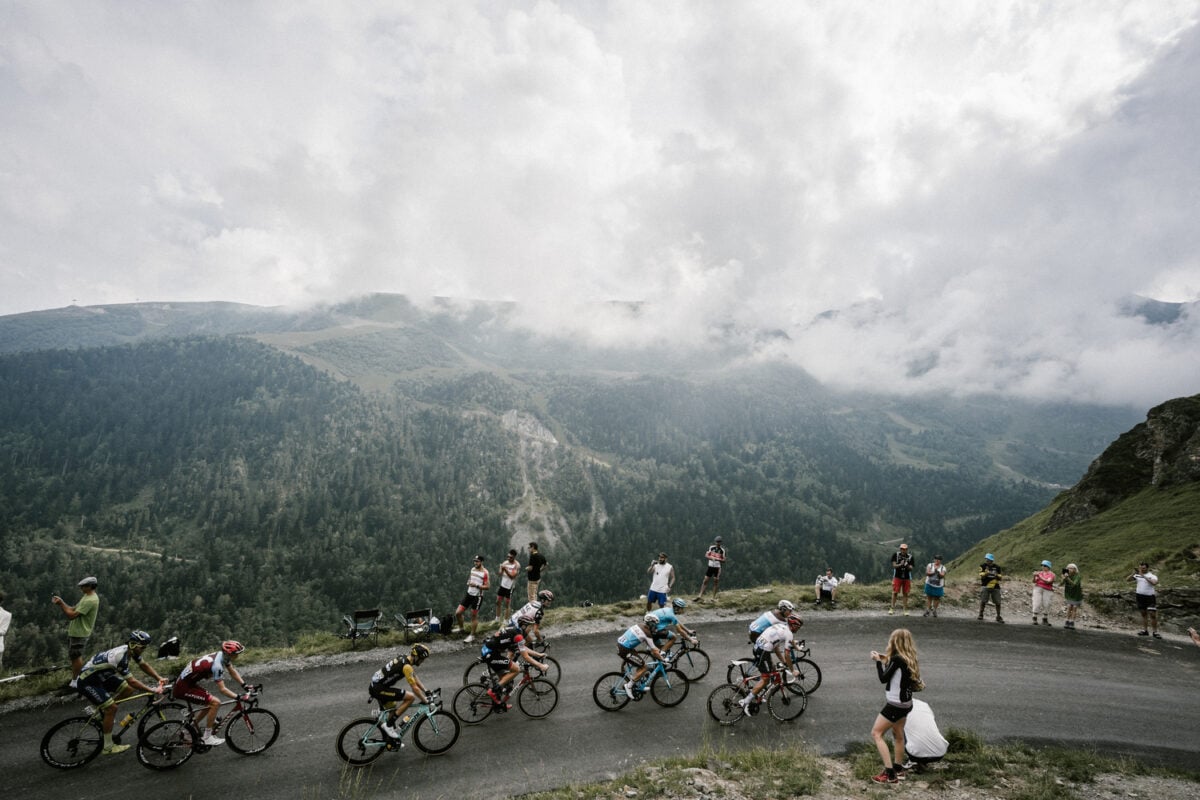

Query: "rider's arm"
left=137, top=658, right=166, bottom=686
left=405, top=666, right=429, bottom=703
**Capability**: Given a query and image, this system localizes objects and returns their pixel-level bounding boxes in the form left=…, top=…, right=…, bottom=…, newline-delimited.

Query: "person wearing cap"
left=694, top=536, right=727, bottom=601
left=455, top=555, right=490, bottom=643
left=1061, top=564, right=1082, bottom=630
left=922, top=556, right=946, bottom=617
left=889, top=544, right=915, bottom=616
left=977, top=554, right=1005, bottom=623
left=495, top=549, right=521, bottom=623
left=1031, top=559, right=1056, bottom=626
left=52, top=576, right=101, bottom=678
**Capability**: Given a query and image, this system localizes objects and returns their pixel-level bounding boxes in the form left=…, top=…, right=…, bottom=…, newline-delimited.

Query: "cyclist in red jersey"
left=172, top=640, right=248, bottom=746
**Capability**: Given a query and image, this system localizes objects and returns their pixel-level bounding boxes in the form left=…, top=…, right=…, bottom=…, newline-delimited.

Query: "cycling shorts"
left=369, top=684, right=408, bottom=708
left=617, top=645, right=644, bottom=669
left=78, top=672, right=127, bottom=708
left=172, top=681, right=215, bottom=706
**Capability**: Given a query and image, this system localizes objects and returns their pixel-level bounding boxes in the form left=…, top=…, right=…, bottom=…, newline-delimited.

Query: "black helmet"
left=128, top=630, right=152, bottom=646
left=410, top=643, right=431, bottom=664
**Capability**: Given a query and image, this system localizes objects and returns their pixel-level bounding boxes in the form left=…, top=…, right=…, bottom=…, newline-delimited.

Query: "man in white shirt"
left=814, top=568, right=839, bottom=609
left=645, top=553, right=675, bottom=611
left=1129, top=562, right=1160, bottom=639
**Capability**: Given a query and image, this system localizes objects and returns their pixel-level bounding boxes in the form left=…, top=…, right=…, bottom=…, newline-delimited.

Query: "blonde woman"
left=869, top=628, right=922, bottom=784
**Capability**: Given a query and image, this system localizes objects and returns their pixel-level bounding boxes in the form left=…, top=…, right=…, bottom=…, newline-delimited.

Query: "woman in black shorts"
left=869, top=628, right=921, bottom=784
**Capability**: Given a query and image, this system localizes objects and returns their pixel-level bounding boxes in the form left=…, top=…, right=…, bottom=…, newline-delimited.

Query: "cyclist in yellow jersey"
left=369, top=644, right=431, bottom=740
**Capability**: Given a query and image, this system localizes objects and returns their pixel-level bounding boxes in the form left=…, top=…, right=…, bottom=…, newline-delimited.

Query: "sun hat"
left=1041, top=560, right=1052, bottom=568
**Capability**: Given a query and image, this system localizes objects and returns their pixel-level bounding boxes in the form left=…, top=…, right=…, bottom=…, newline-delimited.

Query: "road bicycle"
left=452, top=659, right=559, bottom=724
left=336, top=687, right=460, bottom=765
left=707, top=662, right=807, bottom=724
left=136, top=684, right=280, bottom=770
left=40, top=686, right=181, bottom=769
left=462, top=639, right=561, bottom=686
left=592, top=655, right=689, bottom=711
left=662, top=636, right=710, bottom=682
left=725, top=639, right=821, bottom=695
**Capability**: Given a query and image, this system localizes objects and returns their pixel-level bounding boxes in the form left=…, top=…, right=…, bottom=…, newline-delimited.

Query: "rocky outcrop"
left=1043, top=395, right=1200, bottom=532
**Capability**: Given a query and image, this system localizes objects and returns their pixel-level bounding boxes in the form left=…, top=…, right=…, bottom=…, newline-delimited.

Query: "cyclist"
left=509, top=589, right=554, bottom=641
left=172, top=640, right=249, bottom=746
left=617, top=613, right=669, bottom=700
left=480, top=624, right=548, bottom=707
left=368, top=643, right=431, bottom=740
left=650, top=598, right=697, bottom=652
left=748, top=599, right=797, bottom=644
left=75, top=630, right=165, bottom=755
left=740, top=613, right=804, bottom=712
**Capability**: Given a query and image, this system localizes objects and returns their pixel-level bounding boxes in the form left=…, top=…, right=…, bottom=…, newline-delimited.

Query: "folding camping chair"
left=396, top=608, right=433, bottom=644
left=340, top=609, right=383, bottom=648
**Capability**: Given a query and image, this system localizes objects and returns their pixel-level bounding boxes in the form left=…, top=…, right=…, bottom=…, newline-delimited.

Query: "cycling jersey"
left=651, top=608, right=678, bottom=631
left=371, top=656, right=418, bottom=689
left=78, top=644, right=141, bottom=682
left=483, top=627, right=526, bottom=655
left=753, top=622, right=794, bottom=654
left=748, top=611, right=783, bottom=635
left=178, top=651, right=230, bottom=685
left=509, top=601, right=544, bottom=628
left=617, top=623, right=654, bottom=650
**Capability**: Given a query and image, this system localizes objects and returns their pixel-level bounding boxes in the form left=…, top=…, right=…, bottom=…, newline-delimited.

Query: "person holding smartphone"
left=1129, top=562, right=1160, bottom=639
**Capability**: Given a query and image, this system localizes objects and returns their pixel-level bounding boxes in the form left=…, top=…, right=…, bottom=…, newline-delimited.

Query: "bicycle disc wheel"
left=462, top=660, right=490, bottom=686
left=706, top=684, right=747, bottom=725
left=650, top=669, right=690, bottom=707
left=673, top=647, right=711, bottom=682
left=767, top=684, right=807, bottom=721
left=725, top=660, right=758, bottom=685
left=136, top=701, right=187, bottom=740
left=591, top=672, right=629, bottom=711
left=136, top=719, right=197, bottom=770
left=412, top=710, right=460, bottom=754
left=452, top=683, right=494, bottom=724
left=40, top=716, right=103, bottom=769
left=516, top=677, right=558, bottom=719
left=335, top=718, right=387, bottom=765
left=225, top=708, right=280, bottom=755
left=793, top=658, right=822, bottom=695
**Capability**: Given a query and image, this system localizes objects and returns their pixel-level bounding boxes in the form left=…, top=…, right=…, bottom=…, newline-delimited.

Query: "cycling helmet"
left=221, top=640, right=245, bottom=656
left=128, top=630, right=152, bottom=646
left=409, top=643, right=431, bottom=664
left=777, top=599, right=795, bottom=613
left=672, top=598, right=687, bottom=610
left=643, top=612, right=659, bottom=625
left=537, top=589, right=554, bottom=604
left=786, top=613, right=803, bottom=631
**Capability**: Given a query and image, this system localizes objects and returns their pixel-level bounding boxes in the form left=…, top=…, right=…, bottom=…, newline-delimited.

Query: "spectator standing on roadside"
left=694, top=536, right=726, bottom=601
left=495, top=549, right=521, bottom=622
left=1031, top=559, right=1056, bottom=626
left=1129, top=562, right=1161, bottom=639
left=869, top=628, right=922, bottom=784
left=890, top=544, right=914, bottom=616
left=922, top=556, right=946, bottom=617
left=646, top=552, right=675, bottom=611
left=1062, top=564, right=1083, bottom=630
left=525, top=542, right=547, bottom=603
left=53, top=576, right=101, bottom=678
left=0, top=592, right=11, bottom=672
left=977, top=554, right=1005, bottom=623
left=455, top=555, right=490, bottom=643
left=814, top=568, right=839, bottom=609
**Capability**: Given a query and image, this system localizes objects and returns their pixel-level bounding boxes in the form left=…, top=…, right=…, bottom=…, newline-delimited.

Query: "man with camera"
left=1128, top=562, right=1160, bottom=639
left=1061, top=564, right=1082, bottom=629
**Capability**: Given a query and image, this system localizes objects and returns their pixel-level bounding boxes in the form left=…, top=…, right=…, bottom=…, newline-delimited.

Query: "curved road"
left=4, top=614, right=1198, bottom=799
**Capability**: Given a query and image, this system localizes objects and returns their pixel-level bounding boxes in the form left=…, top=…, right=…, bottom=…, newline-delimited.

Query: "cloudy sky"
left=3, top=1, right=1199, bottom=407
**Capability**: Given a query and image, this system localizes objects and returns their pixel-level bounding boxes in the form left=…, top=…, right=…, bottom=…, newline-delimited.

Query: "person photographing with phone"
left=1128, top=562, right=1160, bottom=639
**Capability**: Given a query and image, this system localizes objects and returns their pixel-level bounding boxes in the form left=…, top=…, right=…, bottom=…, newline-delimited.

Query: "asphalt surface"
left=3, top=612, right=1199, bottom=799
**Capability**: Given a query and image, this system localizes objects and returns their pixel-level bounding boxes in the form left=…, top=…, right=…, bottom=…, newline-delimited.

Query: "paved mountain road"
left=4, top=614, right=1198, bottom=799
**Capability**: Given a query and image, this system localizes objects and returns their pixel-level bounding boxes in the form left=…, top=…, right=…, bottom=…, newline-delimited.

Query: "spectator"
left=890, top=544, right=914, bottom=616
left=645, top=552, right=675, bottom=611
left=1129, top=562, right=1160, bottom=639
left=525, top=542, right=548, bottom=604
left=52, top=576, right=101, bottom=679
left=694, top=536, right=726, bottom=601
left=495, top=549, right=521, bottom=622
left=869, top=628, right=922, bottom=784
left=1031, top=559, right=1056, bottom=626
left=1062, top=564, right=1083, bottom=630
left=814, top=568, right=839, bottom=609
left=977, top=554, right=1005, bottom=623
left=922, top=556, right=946, bottom=617
left=455, top=555, right=490, bottom=643
left=0, top=591, right=11, bottom=673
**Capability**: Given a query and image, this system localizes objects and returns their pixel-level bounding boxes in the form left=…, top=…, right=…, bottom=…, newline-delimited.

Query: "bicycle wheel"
left=136, top=701, right=187, bottom=740
left=516, top=677, right=558, bottom=719
left=452, top=683, right=494, bottom=724
left=673, top=647, right=711, bottom=682
left=224, top=708, right=280, bottom=755
left=40, top=716, right=104, bottom=769
left=412, top=710, right=460, bottom=755
left=650, top=668, right=690, bottom=707
left=335, top=718, right=387, bottom=765
left=725, top=659, right=758, bottom=685
left=793, top=658, right=822, bottom=695
left=767, top=683, right=807, bottom=722
left=462, top=660, right=490, bottom=687
left=136, top=719, right=198, bottom=770
left=591, top=672, right=630, bottom=711
left=706, top=684, right=747, bottom=725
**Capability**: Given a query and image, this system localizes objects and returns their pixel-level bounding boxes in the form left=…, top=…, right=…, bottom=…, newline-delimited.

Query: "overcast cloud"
left=2, top=1, right=1199, bottom=407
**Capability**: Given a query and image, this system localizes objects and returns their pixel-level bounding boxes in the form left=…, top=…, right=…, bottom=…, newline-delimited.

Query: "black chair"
left=396, top=608, right=433, bottom=644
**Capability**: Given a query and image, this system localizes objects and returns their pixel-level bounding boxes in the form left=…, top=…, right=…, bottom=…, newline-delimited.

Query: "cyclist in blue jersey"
left=650, top=598, right=696, bottom=650
left=76, top=630, right=165, bottom=755
left=748, top=599, right=796, bottom=644
left=740, top=614, right=803, bottom=711
left=617, top=613, right=668, bottom=700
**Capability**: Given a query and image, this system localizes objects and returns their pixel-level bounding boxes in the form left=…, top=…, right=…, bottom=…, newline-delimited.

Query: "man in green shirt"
left=53, top=576, right=100, bottom=678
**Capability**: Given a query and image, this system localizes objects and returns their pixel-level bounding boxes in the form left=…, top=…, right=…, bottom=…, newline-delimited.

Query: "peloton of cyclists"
left=617, top=613, right=670, bottom=701
left=172, top=640, right=249, bottom=746
left=368, top=643, right=432, bottom=740
left=75, top=630, right=166, bottom=755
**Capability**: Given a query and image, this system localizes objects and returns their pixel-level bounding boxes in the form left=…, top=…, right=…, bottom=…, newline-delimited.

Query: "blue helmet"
left=672, top=598, right=687, bottom=610
left=128, top=630, right=152, bottom=646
